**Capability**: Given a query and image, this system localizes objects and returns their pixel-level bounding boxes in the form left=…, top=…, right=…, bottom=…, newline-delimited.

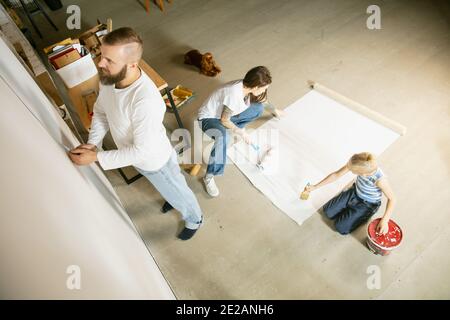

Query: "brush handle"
left=300, top=183, right=311, bottom=200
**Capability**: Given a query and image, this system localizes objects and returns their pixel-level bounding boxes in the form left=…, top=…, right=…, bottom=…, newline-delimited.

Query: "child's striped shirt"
left=355, top=168, right=384, bottom=203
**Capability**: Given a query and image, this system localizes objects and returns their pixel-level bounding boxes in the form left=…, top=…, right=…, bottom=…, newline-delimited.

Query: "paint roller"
left=246, top=135, right=277, bottom=172
left=254, top=145, right=275, bottom=172
left=247, top=141, right=267, bottom=170
left=250, top=143, right=260, bottom=151
left=307, top=80, right=407, bottom=136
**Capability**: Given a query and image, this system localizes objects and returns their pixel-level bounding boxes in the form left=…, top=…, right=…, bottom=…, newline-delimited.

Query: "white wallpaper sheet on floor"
left=228, top=90, right=400, bottom=225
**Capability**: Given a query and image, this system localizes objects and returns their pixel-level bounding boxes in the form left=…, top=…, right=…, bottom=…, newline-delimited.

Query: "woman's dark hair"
left=243, top=66, right=272, bottom=103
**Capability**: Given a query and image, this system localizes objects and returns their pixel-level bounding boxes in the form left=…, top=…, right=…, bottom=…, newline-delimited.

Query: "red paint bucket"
left=367, top=218, right=403, bottom=256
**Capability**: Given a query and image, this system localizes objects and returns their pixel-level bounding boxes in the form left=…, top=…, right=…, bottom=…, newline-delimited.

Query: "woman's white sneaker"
left=203, top=176, right=219, bottom=197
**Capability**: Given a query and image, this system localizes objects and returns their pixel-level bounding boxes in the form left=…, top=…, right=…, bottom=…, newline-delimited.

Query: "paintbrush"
left=252, top=144, right=275, bottom=172
left=300, top=183, right=311, bottom=200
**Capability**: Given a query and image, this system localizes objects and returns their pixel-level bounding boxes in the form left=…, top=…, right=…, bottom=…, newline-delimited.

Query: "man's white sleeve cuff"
left=96, top=151, right=107, bottom=170
left=87, top=139, right=100, bottom=148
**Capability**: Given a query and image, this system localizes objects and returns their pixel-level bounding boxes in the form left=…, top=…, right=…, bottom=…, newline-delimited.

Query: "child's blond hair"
left=347, top=152, right=378, bottom=173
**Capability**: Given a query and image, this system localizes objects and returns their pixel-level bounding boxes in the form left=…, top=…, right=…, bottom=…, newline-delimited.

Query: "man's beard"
left=98, top=65, right=127, bottom=85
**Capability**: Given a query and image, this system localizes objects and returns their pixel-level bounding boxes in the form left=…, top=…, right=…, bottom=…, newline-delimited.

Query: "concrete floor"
left=34, top=0, right=449, bottom=299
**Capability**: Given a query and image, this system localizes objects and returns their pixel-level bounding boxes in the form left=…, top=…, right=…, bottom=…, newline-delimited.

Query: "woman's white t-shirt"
left=198, top=80, right=250, bottom=120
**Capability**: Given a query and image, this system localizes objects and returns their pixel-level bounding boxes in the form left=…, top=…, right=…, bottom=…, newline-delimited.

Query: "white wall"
left=0, top=37, right=175, bottom=299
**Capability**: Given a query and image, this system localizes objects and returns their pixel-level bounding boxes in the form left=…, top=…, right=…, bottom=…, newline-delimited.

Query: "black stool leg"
left=165, top=88, right=191, bottom=153
left=33, top=0, right=59, bottom=31
left=19, top=0, right=42, bottom=38
left=118, top=168, right=143, bottom=185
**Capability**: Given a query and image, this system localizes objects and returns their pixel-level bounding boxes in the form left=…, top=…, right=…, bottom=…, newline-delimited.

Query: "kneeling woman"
left=198, top=66, right=280, bottom=197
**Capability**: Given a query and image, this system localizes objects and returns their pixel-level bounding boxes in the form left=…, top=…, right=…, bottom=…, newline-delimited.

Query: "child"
left=302, top=152, right=396, bottom=235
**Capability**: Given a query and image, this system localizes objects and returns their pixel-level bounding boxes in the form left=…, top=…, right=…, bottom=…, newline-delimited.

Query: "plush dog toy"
left=184, top=49, right=221, bottom=77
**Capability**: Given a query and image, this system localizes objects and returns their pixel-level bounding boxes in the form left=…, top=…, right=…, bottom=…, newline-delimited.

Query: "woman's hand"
left=272, top=108, right=285, bottom=119
left=376, top=218, right=390, bottom=235
left=235, top=128, right=252, bottom=144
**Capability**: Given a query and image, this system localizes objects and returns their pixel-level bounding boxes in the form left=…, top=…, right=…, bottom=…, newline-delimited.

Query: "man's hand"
left=77, top=143, right=97, bottom=151
left=376, top=218, right=390, bottom=235
left=68, top=147, right=98, bottom=165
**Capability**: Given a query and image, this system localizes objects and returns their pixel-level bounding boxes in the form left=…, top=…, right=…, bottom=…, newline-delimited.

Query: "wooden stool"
left=181, top=164, right=202, bottom=176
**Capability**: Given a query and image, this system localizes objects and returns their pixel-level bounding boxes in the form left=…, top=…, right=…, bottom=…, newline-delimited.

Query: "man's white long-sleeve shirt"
left=87, top=70, right=173, bottom=171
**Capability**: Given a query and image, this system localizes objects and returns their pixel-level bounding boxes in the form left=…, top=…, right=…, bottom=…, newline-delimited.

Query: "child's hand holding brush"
left=300, top=183, right=317, bottom=200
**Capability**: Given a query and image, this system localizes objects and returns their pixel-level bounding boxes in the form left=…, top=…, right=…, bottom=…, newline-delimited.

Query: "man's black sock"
left=178, top=227, right=198, bottom=241
left=161, top=201, right=174, bottom=213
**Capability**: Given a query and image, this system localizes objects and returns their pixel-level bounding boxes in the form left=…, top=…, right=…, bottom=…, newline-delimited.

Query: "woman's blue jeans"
left=201, top=103, right=264, bottom=176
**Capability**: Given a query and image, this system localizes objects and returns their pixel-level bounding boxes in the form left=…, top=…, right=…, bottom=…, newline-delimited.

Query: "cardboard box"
left=79, top=33, right=99, bottom=50
left=77, top=24, right=105, bottom=40
left=43, top=38, right=74, bottom=54
left=82, top=89, right=97, bottom=120
left=54, top=47, right=98, bottom=88
left=52, top=49, right=81, bottom=69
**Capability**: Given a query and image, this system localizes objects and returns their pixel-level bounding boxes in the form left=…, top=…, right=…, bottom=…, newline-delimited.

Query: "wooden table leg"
left=165, top=87, right=191, bottom=153
left=181, top=164, right=202, bottom=176
left=156, top=0, right=164, bottom=11
left=189, top=164, right=201, bottom=176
